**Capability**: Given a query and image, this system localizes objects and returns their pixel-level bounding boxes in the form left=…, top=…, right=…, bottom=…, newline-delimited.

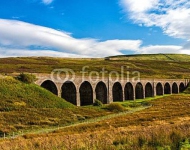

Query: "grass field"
left=0, top=54, right=190, bottom=79
left=0, top=93, right=189, bottom=149
left=0, top=54, right=190, bottom=149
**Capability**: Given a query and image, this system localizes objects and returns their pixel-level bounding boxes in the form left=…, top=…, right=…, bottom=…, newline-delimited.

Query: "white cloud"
left=0, top=18, right=190, bottom=58
left=120, top=0, right=159, bottom=13
left=137, top=45, right=183, bottom=54
left=133, top=44, right=190, bottom=55
left=0, top=48, right=87, bottom=58
left=0, top=19, right=142, bottom=57
left=42, top=0, right=53, bottom=5
left=120, top=0, right=190, bottom=40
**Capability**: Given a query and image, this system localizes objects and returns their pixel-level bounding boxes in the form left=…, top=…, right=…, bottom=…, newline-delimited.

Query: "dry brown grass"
left=0, top=94, right=190, bottom=149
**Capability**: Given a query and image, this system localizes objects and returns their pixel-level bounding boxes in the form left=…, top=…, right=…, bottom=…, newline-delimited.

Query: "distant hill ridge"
left=105, top=54, right=190, bottom=62
left=0, top=54, right=190, bottom=79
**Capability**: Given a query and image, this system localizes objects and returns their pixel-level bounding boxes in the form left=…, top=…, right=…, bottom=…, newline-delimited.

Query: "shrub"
left=141, top=101, right=151, bottom=106
left=180, top=139, right=190, bottom=150
left=16, top=73, right=36, bottom=84
left=93, top=99, right=103, bottom=107
left=128, top=102, right=142, bottom=108
left=106, top=103, right=126, bottom=112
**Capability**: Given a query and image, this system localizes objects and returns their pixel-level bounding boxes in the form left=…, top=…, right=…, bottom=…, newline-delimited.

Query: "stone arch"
left=41, top=80, right=58, bottom=95
left=124, top=82, right=134, bottom=100
left=156, top=82, right=163, bottom=95
left=61, top=81, right=77, bottom=105
left=179, top=82, right=185, bottom=93
left=172, top=82, right=178, bottom=94
left=135, top=82, right=144, bottom=99
left=164, top=82, right=171, bottom=94
left=145, top=82, right=153, bottom=97
left=79, top=81, right=93, bottom=106
left=112, top=82, right=123, bottom=102
left=95, top=81, right=107, bottom=104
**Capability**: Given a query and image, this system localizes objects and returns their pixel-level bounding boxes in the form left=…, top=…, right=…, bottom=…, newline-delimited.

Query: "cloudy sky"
left=0, top=0, right=190, bottom=57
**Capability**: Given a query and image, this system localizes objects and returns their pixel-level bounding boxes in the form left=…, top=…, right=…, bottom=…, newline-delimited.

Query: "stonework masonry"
left=35, top=74, right=189, bottom=106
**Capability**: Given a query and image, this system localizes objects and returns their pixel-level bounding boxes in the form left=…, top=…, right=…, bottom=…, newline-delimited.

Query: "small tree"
left=16, top=73, right=36, bottom=84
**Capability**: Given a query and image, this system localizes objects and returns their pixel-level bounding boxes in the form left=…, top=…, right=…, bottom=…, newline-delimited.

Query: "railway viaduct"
left=35, top=74, right=189, bottom=106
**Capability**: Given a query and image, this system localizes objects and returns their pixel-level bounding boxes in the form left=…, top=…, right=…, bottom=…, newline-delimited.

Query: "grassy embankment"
left=0, top=77, right=115, bottom=135
left=0, top=54, right=190, bottom=79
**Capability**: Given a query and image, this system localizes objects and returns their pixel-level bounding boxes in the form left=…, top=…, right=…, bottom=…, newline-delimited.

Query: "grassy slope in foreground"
left=0, top=77, right=113, bottom=134
left=0, top=77, right=75, bottom=133
left=1, top=95, right=189, bottom=150
left=0, top=54, right=190, bottom=79
left=0, top=77, right=74, bottom=109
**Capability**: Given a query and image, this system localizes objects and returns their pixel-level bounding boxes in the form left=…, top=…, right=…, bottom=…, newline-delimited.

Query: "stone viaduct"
left=35, top=74, right=189, bottom=106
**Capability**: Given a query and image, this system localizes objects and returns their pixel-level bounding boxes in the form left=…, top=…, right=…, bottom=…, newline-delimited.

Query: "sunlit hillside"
left=0, top=54, right=190, bottom=79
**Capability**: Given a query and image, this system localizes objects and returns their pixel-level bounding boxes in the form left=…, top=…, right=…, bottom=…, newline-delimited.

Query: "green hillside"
left=0, top=54, right=190, bottom=79
left=0, top=77, right=110, bottom=134
left=0, top=77, right=74, bottom=110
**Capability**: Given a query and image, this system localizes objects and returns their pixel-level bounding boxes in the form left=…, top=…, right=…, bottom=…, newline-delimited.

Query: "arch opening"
left=145, top=82, right=153, bottom=97
left=124, top=82, right=134, bottom=100
left=112, top=82, right=123, bottom=102
left=172, top=82, right=178, bottom=94
left=95, top=82, right=107, bottom=104
left=41, top=80, right=58, bottom=95
left=79, top=81, right=93, bottom=106
left=179, top=83, right=185, bottom=93
left=164, top=83, right=171, bottom=94
left=61, top=81, right=77, bottom=105
left=135, top=82, right=144, bottom=99
left=156, top=83, right=163, bottom=96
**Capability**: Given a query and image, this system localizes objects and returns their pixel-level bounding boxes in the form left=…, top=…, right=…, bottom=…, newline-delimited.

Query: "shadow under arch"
left=156, top=82, right=163, bottom=96
left=41, top=80, right=58, bottom=95
left=95, top=81, right=107, bottom=104
left=135, top=82, right=144, bottom=99
left=145, top=82, right=153, bottom=97
left=61, top=81, right=77, bottom=105
left=164, top=82, right=171, bottom=94
left=179, top=82, right=185, bottom=93
left=172, top=82, right=178, bottom=94
left=124, top=82, right=134, bottom=100
left=79, top=81, right=93, bottom=106
left=112, top=82, right=123, bottom=102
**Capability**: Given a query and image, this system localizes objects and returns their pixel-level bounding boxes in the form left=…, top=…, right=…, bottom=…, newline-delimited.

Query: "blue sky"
left=0, top=0, right=190, bottom=57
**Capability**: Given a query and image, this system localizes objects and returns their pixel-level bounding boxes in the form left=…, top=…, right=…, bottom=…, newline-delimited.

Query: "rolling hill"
left=0, top=54, right=190, bottom=79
